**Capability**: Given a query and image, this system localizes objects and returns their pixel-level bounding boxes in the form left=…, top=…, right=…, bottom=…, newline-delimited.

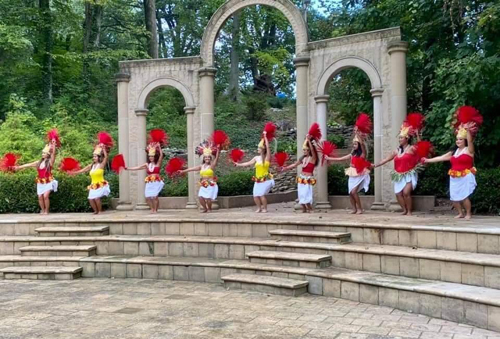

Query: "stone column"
left=370, top=88, right=385, bottom=210
left=134, top=109, right=148, bottom=210
left=388, top=41, right=409, bottom=149
left=198, top=67, right=217, bottom=141
left=115, top=73, right=133, bottom=210
left=184, top=106, right=198, bottom=209
left=294, top=57, right=310, bottom=161
left=314, top=95, right=331, bottom=209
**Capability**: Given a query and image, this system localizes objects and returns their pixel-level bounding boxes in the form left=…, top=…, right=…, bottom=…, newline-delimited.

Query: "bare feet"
left=255, top=209, right=261, bottom=213
left=302, top=209, right=307, bottom=213
left=261, top=209, right=268, bottom=213
left=465, top=214, right=472, bottom=220
left=454, top=214, right=465, bottom=219
left=356, top=210, right=364, bottom=215
left=207, top=209, right=212, bottom=213
left=201, top=209, right=208, bottom=213
left=350, top=210, right=357, bottom=214
left=401, top=210, right=408, bottom=215
left=407, top=212, right=412, bottom=216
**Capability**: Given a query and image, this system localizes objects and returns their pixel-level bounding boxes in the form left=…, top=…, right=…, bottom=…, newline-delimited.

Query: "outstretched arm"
left=423, top=151, right=452, bottom=163
left=264, top=134, right=271, bottom=162
left=325, top=154, right=351, bottom=162
left=179, top=165, right=202, bottom=174
left=234, top=157, right=257, bottom=168
left=14, top=161, right=39, bottom=171
left=467, top=129, right=474, bottom=155
left=211, top=147, right=220, bottom=170
left=373, top=151, right=397, bottom=168
left=99, top=146, right=109, bottom=169
left=49, top=142, right=57, bottom=167
left=126, top=163, right=147, bottom=171
left=307, top=137, right=318, bottom=164
left=282, top=159, right=301, bottom=171
left=71, top=163, right=92, bottom=175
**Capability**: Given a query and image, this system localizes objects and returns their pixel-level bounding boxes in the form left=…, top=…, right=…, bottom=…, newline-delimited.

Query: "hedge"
left=327, top=165, right=374, bottom=195
left=0, top=171, right=118, bottom=213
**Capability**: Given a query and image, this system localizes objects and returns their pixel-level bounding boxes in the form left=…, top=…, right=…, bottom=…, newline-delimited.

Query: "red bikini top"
left=302, top=162, right=315, bottom=173
left=146, top=165, right=161, bottom=175
left=450, top=154, right=474, bottom=171
left=394, top=151, right=419, bottom=174
left=37, top=166, right=51, bottom=178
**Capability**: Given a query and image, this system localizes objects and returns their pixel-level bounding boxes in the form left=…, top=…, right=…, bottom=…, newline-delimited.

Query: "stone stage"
left=1, top=204, right=500, bottom=333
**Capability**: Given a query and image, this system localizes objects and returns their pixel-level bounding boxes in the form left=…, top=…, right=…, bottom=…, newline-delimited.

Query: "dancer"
left=234, top=128, right=275, bottom=213
left=280, top=124, right=320, bottom=213
left=372, top=113, right=424, bottom=216
left=179, top=142, right=220, bottom=213
left=423, top=106, right=482, bottom=219
left=13, top=131, right=59, bottom=215
left=71, top=133, right=112, bottom=214
left=125, top=142, right=164, bottom=213
left=325, top=114, right=372, bottom=214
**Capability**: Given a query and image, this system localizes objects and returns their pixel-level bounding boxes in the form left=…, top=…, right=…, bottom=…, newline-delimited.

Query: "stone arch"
left=136, top=77, right=195, bottom=110
left=200, top=0, right=309, bottom=66
left=316, top=56, right=382, bottom=95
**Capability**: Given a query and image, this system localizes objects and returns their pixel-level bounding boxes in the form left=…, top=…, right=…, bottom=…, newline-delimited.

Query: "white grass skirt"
left=198, top=184, right=218, bottom=200
left=393, top=173, right=418, bottom=194
left=450, top=173, right=476, bottom=202
left=348, top=174, right=370, bottom=194
left=253, top=180, right=275, bottom=197
left=145, top=181, right=164, bottom=198
left=37, top=180, right=58, bottom=196
left=88, top=184, right=111, bottom=200
left=297, top=183, right=313, bottom=205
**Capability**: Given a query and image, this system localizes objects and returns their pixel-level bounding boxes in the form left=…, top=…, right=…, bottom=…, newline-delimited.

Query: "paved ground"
left=0, top=279, right=499, bottom=339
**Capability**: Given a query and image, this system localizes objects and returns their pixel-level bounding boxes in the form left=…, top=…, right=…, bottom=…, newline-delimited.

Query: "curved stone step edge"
left=19, top=245, right=97, bottom=252
left=246, top=250, right=332, bottom=262
left=269, top=229, right=351, bottom=238
left=35, top=226, right=109, bottom=232
left=222, top=273, right=308, bottom=289
left=73, top=256, right=500, bottom=309
left=0, top=266, right=82, bottom=274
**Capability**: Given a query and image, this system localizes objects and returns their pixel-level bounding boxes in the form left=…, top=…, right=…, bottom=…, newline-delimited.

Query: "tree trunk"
left=144, top=0, right=158, bottom=58
left=228, top=12, right=241, bottom=101
left=93, top=5, right=103, bottom=48
left=39, top=0, right=53, bottom=102
left=83, top=1, right=93, bottom=91
left=156, top=8, right=166, bottom=58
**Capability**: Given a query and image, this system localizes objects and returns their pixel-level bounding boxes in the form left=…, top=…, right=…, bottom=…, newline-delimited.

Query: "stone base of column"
left=185, top=202, right=198, bottom=209
left=116, top=202, right=134, bottom=211
left=315, top=201, right=332, bottom=210
left=370, top=202, right=386, bottom=211
left=387, top=200, right=403, bottom=212
left=211, top=200, right=220, bottom=210
left=135, top=203, right=149, bottom=210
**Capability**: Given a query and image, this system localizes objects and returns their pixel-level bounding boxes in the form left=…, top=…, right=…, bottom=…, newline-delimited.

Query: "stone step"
left=19, top=245, right=97, bottom=257
left=221, top=273, right=308, bottom=297
left=269, top=229, right=351, bottom=243
left=246, top=250, right=332, bottom=268
left=0, top=266, right=82, bottom=280
left=0, top=256, right=82, bottom=270
left=35, top=226, right=109, bottom=237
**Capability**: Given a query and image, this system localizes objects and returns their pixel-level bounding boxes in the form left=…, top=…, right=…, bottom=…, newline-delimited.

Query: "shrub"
left=217, top=171, right=254, bottom=196
left=414, top=163, right=449, bottom=197
left=472, top=168, right=500, bottom=214
left=162, top=177, right=188, bottom=197
left=0, top=171, right=118, bottom=213
left=327, top=134, right=345, bottom=149
left=327, top=165, right=374, bottom=195
left=243, top=93, right=268, bottom=121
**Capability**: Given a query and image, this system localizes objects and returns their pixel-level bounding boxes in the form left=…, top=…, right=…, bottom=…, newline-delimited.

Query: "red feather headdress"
left=354, top=113, right=373, bottom=135
left=317, top=141, right=337, bottom=165
left=111, top=154, right=126, bottom=174
left=407, top=113, right=425, bottom=133
left=453, top=106, right=483, bottom=138
left=148, top=129, right=169, bottom=146
left=97, top=131, right=114, bottom=148
left=210, top=130, right=230, bottom=150
left=59, top=157, right=81, bottom=173
left=229, top=148, right=245, bottom=163
left=308, top=123, right=322, bottom=141
left=0, top=153, right=19, bottom=172
left=263, top=122, right=277, bottom=141
left=46, top=129, right=61, bottom=148
left=165, top=157, right=185, bottom=178
left=274, top=152, right=289, bottom=167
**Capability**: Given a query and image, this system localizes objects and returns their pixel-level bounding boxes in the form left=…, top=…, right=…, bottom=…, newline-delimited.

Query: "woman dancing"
left=372, top=114, right=424, bottom=216
left=179, top=143, right=220, bottom=213
left=280, top=124, right=320, bottom=213
left=423, top=106, right=482, bottom=219
left=234, top=129, right=274, bottom=213
left=13, top=132, right=59, bottom=215
left=125, top=142, right=164, bottom=214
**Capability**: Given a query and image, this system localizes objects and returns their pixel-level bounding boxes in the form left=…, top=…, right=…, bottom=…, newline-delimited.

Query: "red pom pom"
left=47, top=129, right=61, bottom=148
left=0, top=153, right=19, bottom=172
left=308, top=123, right=322, bottom=141
left=148, top=129, right=169, bottom=146
left=406, top=113, right=425, bottom=132
left=165, top=157, right=185, bottom=178
left=317, top=141, right=337, bottom=165
left=97, top=132, right=114, bottom=148
left=274, top=152, right=289, bottom=167
left=210, top=130, right=230, bottom=149
left=111, top=154, right=126, bottom=174
left=59, top=157, right=81, bottom=172
left=457, top=106, right=483, bottom=127
left=351, top=156, right=371, bottom=174
left=415, top=141, right=433, bottom=158
left=229, top=148, right=245, bottom=163
left=263, top=122, right=277, bottom=141
left=355, top=113, right=373, bottom=134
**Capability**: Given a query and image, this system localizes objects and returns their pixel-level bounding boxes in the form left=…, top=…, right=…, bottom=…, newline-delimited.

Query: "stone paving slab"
left=0, top=279, right=498, bottom=338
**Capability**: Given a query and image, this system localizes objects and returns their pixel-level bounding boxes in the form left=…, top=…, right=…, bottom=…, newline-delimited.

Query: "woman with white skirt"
left=179, top=145, right=220, bottom=213
left=424, top=114, right=480, bottom=219
left=13, top=138, right=58, bottom=215
left=125, top=142, right=164, bottom=213
left=234, top=132, right=274, bottom=213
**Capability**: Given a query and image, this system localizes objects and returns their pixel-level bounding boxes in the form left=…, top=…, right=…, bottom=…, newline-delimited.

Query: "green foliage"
left=414, top=163, right=449, bottom=197
left=472, top=169, right=500, bottom=214
left=327, top=165, right=349, bottom=195
left=217, top=171, right=254, bottom=196
left=0, top=171, right=118, bottom=213
left=162, top=177, right=188, bottom=197
left=327, top=134, right=346, bottom=149
left=243, top=93, right=268, bottom=121
left=276, top=139, right=297, bottom=154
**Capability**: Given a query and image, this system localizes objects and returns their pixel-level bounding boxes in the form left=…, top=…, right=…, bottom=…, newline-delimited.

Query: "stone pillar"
left=134, top=109, right=149, bottom=210
left=370, top=88, right=385, bottom=210
left=388, top=41, right=408, bottom=150
left=314, top=95, right=331, bottom=209
left=184, top=106, right=198, bottom=209
left=294, top=57, right=310, bottom=161
left=198, top=67, right=217, bottom=141
left=115, top=73, right=133, bottom=210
